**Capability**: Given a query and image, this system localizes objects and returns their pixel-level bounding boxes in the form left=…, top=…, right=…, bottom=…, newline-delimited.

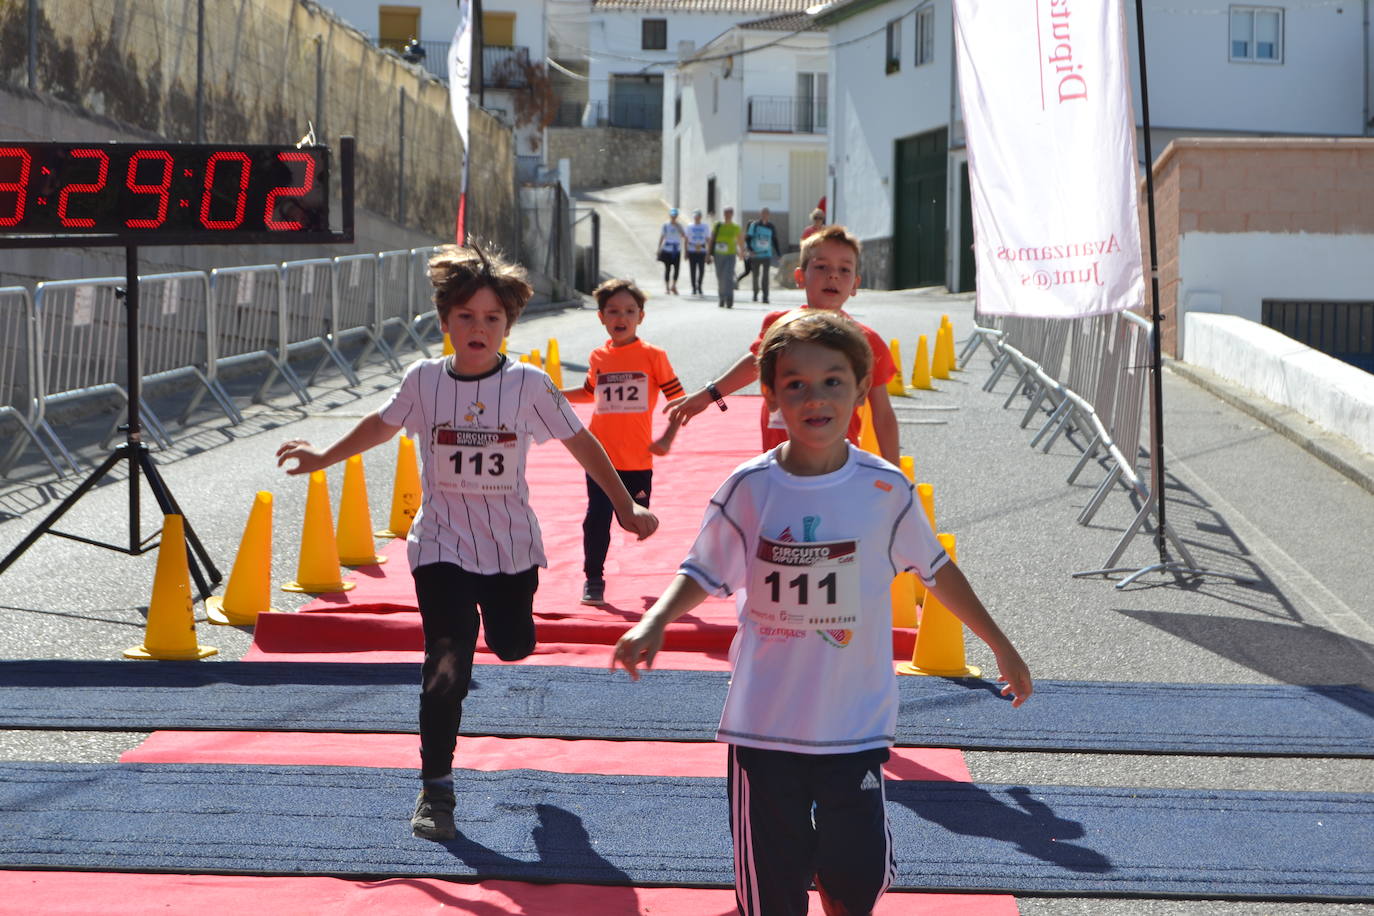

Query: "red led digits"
left=56, top=148, right=109, bottom=228
left=0, top=146, right=32, bottom=227
left=264, top=151, right=317, bottom=230
left=124, top=149, right=174, bottom=229
left=200, top=151, right=251, bottom=230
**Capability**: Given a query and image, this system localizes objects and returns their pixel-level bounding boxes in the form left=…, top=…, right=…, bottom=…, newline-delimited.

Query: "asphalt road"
left=1, top=182, right=1371, bottom=915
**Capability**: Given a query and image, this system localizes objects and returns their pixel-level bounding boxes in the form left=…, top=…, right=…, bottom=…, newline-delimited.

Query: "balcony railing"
left=369, top=39, right=531, bottom=88
left=747, top=95, right=828, bottom=134
left=552, top=100, right=662, bottom=131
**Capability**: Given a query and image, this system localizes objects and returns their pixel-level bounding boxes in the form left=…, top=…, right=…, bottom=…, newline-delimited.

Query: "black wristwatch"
left=706, top=383, right=728, bottom=412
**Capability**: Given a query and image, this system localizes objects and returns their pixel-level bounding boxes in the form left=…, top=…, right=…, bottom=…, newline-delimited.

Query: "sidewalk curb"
left=1167, top=358, right=1374, bottom=497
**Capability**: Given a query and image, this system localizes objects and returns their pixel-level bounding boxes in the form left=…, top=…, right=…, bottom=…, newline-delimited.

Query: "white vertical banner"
left=955, top=0, right=1144, bottom=318
left=447, top=0, right=473, bottom=195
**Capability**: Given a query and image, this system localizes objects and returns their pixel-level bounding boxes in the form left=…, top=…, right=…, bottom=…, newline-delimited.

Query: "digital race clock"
left=0, top=141, right=338, bottom=245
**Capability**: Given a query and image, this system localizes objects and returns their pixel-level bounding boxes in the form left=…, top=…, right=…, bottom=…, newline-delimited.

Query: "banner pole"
left=1133, top=0, right=1168, bottom=564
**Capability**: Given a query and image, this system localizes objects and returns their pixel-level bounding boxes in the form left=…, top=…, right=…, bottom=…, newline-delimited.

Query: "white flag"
left=448, top=0, right=473, bottom=194
left=955, top=0, right=1144, bottom=318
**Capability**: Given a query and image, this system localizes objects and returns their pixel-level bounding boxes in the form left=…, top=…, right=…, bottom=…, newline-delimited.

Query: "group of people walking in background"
left=656, top=205, right=786, bottom=308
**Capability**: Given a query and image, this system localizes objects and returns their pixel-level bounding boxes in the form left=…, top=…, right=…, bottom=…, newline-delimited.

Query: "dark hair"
left=427, top=242, right=532, bottom=327
left=757, top=310, right=873, bottom=391
left=798, top=224, right=862, bottom=270
left=592, top=277, right=647, bottom=311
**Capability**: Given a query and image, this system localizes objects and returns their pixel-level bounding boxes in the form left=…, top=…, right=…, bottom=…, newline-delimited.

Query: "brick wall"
left=1149, top=138, right=1374, bottom=355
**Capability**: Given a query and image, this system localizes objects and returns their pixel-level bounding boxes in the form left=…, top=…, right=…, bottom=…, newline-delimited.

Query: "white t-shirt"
left=659, top=221, right=685, bottom=253
left=684, top=222, right=711, bottom=253
left=378, top=354, right=583, bottom=574
left=680, top=445, right=949, bottom=754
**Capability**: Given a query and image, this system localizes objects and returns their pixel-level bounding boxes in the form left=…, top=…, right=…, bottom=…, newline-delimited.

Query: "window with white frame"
left=1229, top=6, right=1283, bottom=63
left=885, top=18, right=901, bottom=74
left=915, top=7, right=935, bottom=66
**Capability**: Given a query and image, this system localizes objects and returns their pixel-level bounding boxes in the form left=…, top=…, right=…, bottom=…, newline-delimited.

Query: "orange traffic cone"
left=886, top=340, right=908, bottom=397
left=931, top=326, right=951, bottom=380
left=898, top=533, right=981, bottom=678
left=282, top=470, right=355, bottom=593
left=125, top=514, right=217, bottom=659
left=207, top=492, right=281, bottom=626
left=857, top=401, right=881, bottom=456
left=377, top=435, right=421, bottom=539
left=546, top=338, right=564, bottom=388
left=337, top=454, right=387, bottom=566
left=911, top=335, right=934, bottom=390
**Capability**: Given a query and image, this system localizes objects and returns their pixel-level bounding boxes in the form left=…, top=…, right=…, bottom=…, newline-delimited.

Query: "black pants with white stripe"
left=413, top=562, right=538, bottom=779
left=728, top=744, right=893, bottom=916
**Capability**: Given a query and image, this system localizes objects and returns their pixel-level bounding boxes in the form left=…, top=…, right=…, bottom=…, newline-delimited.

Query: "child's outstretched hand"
left=616, top=504, right=659, bottom=540
left=995, top=647, right=1033, bottom=708
left=665, top=392, right=710, bottom=427
left=612, top=620, right=665, bottom=680
left=276, top=439, right=327, bottom=475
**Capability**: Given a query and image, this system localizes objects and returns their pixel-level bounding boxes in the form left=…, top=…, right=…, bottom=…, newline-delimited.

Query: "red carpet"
left=0, top=871, right=1018, bottom=915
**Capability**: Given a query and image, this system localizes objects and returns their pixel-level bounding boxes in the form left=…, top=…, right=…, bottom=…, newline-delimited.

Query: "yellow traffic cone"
left=207, top=492, right=281, bottom=626
left=442, top=332, right=454, bottom=356
left=529, top=348, right=543, bottom=370
left=282, top=470, right=356, bottom=593
left=891, top=571, right=918, bottom=628
left=337, top=454, right=387, bottom=566
left=898, top=533, right=981, bottom=678
left=377, top=435, right=421, bottom=539
left=857, top=401, right=881, bottom=456
left=499, top=337, right=507, bottom=355
left=911, top=335, right=934, bottom=390
left=931, top=326, right=951, bottom=380
left=899, top=456, right=927, bottom=606
left=546, top=338, right=564, bottom=388
left=886, top=340, right=908, bottom=397
left=125, top=514, right=217, bottom=659
left=917, top=482, right=936, bottom=531
left=941, top=317, right=961, bottom=372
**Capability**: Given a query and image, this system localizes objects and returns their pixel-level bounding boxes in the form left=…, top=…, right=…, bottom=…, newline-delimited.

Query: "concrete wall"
left=546, top=126, right=661, bottom=189
left=1184, top=312, right=1374, bottom=456
left=1150, top=138, right=1374, bottom=356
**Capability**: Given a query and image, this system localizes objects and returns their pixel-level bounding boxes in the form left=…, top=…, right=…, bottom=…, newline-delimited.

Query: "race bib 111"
left=746, top=535, right=861, bottom=628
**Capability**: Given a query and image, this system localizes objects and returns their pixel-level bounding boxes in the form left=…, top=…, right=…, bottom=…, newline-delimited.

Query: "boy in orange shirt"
left=564, top=279, right=686, bottom=605
left=669, top=225, right=900, bottom=463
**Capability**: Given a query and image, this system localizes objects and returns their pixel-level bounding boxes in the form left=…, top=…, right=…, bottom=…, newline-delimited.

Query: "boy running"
left=669, top=225, right=902, bottom=464
left=276, top=244, right=658, bottom=842
left=563, top=279, right=686, bottom=605
left=613, top=311, right=1031, bottom=916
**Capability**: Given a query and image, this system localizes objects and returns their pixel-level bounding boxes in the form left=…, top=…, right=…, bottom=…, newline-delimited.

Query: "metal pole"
left=398, top=88, right=407, bottom=225
left=195, top=0, right=205, bottom=141
left=124, top=246, right=142, bottom=547
left=1133, top=0, right=1167, bottom=561
left=27, top=0, right=38, bottom=90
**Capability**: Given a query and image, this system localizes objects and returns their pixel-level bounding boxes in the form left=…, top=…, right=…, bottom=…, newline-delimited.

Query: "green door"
left=893, top=129, right=947, bottom=289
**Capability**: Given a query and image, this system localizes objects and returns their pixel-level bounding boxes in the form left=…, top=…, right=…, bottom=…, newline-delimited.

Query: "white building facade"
left=815, top=0, right=1374, bottom=291
left=665, top=12, right=829, bottom=243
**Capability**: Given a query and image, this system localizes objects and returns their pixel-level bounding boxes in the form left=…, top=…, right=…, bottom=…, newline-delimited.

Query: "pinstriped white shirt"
left=379, top=354, right=582, bottom=575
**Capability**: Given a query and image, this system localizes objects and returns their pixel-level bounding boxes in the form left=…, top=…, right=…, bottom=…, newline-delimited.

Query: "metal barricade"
left=0, top=286, right=76, bottom=477
left=378, top=249, right=431, bottom=357
left=335, top=253, right=401, bottom=372
left=1077, top=312, right=1152, bottom=525
left=409, top=246, right=442, bottom=346
left=1030, top=313, right=1109, bottom=453
left=208, top=264, right=308, bottom=407
left=281, top=257, right=360, bottom=388
left=32, top=276, right=175, bottom=452
left=136, top=271, right=239, bottom=426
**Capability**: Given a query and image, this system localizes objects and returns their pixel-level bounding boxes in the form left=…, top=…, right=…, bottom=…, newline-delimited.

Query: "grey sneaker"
left=581, top=578, right=606, bottom=605
left=411, top=788, right=456, bottom=840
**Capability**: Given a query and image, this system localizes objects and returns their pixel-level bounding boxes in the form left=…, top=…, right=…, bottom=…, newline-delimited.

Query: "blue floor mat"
left=2, top=661, right=1373, bottom=756
left=0, top=762, right=1370, bottom=900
